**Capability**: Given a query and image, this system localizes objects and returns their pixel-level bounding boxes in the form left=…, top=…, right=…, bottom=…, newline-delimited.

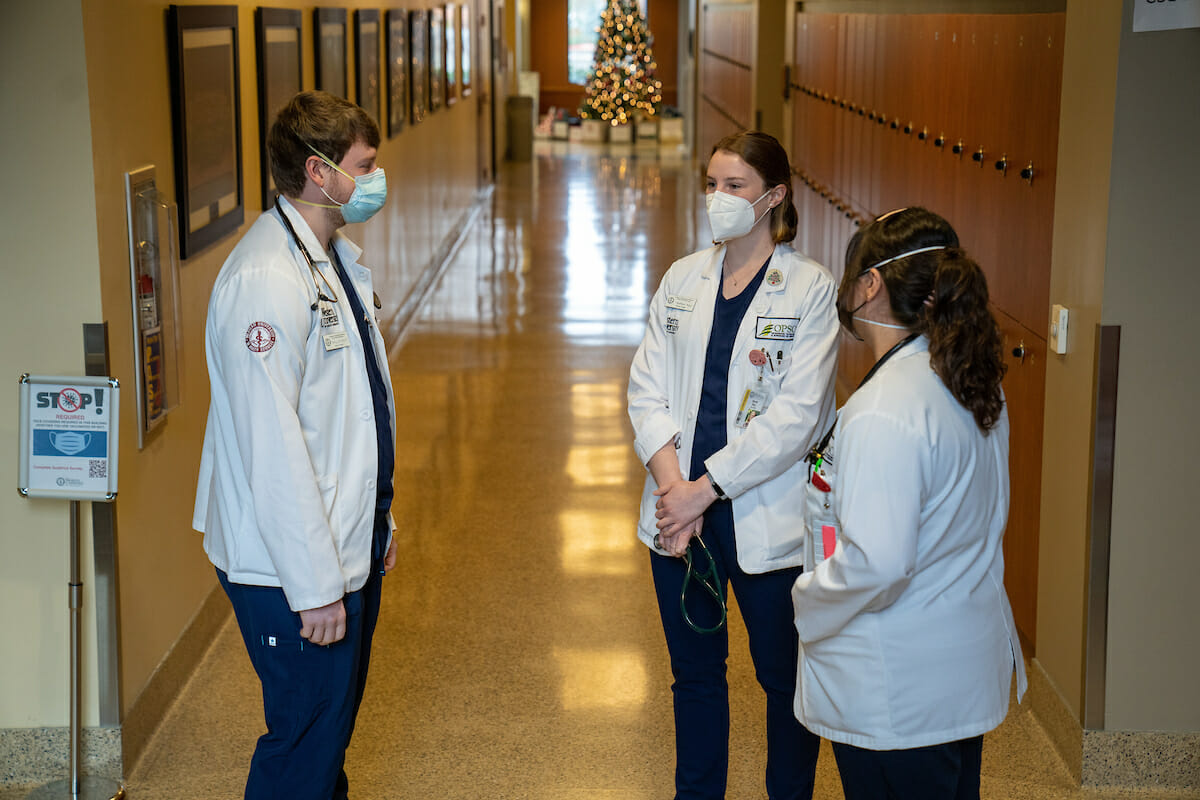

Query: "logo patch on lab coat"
left=756, top=317, right=799, bottom=340
left=666, top=295, right=697, bottom=312
left=245, top=321, right=276, bottom=352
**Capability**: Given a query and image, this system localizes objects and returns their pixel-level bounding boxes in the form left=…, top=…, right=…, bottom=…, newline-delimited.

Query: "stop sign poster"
left=18, top=375, right=120, bottom=500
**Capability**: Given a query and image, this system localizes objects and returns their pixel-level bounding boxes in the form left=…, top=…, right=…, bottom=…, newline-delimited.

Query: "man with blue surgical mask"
left=193, top=90, right=396, bottom=800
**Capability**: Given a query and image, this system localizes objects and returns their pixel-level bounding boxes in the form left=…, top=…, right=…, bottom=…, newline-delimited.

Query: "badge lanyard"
left=805, top=332, right=920, bottom=477
left=275, top=198, right=340, bottom=310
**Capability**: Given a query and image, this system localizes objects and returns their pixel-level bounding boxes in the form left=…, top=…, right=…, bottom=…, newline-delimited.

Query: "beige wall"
left=2, top=0, right=486, bottom=734
left=1099, top=5, right=1200, bottom=731
left=1039, top=0, right=1200, bottom=736
left=1036, top=0, right=1122, bottom=722
left=0, top=0, right=106, bottom=729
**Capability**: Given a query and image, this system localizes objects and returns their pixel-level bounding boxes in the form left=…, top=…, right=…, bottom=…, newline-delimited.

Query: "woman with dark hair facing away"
left=791, top=207, right=1027, bottom=799
left=628, top=131, right=838, bottom=799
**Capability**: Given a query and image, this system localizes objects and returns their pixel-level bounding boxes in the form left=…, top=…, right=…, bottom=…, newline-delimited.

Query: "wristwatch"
left=706, top=472, right=728, bottom=500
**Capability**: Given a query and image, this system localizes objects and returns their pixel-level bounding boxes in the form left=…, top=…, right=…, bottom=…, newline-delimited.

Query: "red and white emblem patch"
left=245, top=321, right=276, bottom=353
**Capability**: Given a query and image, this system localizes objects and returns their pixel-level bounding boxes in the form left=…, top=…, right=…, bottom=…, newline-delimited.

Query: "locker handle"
left=858, top=108, right=865, bottom=117
left=1021, top=162, right=1035, bottom=186
left=952, top=140, right=965, bottom=156
left=1012, top=342, right=1026, bottom=362
left=904, top=122, right=913, bottom=135
left=890, top=119, right=900, bottom=130
left=934, top=134, right=946, bottom=148
left=918, top=128, right=929, bottom=141
left=972, top=147, right=986, bottom=166
left=877, top=115, right=887, bottom=126
left=995, top=155, right=1008, bottom=177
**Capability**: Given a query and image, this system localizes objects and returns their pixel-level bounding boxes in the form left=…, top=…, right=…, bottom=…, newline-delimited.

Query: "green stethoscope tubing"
left=681, top=535, right=727, bottom=635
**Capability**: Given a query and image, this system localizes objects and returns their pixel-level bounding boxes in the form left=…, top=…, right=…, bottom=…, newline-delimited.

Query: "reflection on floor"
left=116, top=143, right=1188, bottom=799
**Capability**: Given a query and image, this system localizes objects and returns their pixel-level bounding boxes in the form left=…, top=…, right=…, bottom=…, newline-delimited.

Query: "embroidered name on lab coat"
left=756, top=317, right=800, bottom=340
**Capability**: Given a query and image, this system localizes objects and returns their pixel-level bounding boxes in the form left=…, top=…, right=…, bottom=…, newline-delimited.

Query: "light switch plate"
left=1049, top=304, right=1069, bottom=354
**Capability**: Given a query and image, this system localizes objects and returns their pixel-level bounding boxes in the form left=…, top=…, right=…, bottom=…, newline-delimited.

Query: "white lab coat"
left=193, top=197, right=396, bottom=613
left=628, top=243, right=839, bottom=573
left=792, top=337, right=1027, bottom=750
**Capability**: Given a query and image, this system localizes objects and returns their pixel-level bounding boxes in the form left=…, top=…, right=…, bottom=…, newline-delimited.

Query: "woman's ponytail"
left=840, top=206, right=1006, bottom=432
left=922, top=250, right=1007, bottom=431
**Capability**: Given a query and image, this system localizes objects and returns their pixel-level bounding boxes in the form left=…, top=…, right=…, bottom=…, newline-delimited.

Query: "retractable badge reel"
left=736, top=349, right=773, bottom=428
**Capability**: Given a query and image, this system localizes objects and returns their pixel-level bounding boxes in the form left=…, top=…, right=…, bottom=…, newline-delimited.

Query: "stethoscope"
left=681, top=535, right=726, bottom=634
left=275, top=198, right=340, bottom=311
left=656, top=531, right=728, bottom=635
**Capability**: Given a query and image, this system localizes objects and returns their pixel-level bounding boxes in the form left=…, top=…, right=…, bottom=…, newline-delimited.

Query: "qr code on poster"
left=89, top=459, right=106, bottom=479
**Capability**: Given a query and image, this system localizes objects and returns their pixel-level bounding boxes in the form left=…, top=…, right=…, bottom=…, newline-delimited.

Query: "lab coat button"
left=366, top=479, right=376, bottom=490
left=360, top=409, right=371, bottom=420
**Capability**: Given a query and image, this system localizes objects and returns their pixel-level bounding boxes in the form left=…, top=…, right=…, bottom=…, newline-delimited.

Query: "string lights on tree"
left=578, top=0, right=663, bottom=127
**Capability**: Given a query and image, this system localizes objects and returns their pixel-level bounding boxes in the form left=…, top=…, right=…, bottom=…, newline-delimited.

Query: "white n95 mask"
left=705, top=190, right=770, bottom=243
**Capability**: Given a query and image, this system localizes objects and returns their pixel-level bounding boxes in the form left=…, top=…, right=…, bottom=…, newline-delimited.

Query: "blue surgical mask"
left=306, top=145, right=388, bottom=224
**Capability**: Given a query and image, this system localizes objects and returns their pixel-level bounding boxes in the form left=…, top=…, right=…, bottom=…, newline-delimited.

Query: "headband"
left=868, top=245, right=949, bottom=272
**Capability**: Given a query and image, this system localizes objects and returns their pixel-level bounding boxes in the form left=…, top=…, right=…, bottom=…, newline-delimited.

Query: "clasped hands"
left=653, top=476, right=719, bottom=556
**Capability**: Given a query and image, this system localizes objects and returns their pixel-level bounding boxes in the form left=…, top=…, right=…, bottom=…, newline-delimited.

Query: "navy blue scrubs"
left=219, top=250, right=394, bottom=800
left=649, top=259, right=820, bottom=800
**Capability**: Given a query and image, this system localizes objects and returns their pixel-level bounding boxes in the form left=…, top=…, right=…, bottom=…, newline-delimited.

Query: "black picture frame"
left=409, top=9, right=428, bottom=124
left=460, top=4, right=472, bottom=97
left=166, top=4, right=244, bottom=260
left=355, top=9, right=381, bottom=124
left=255, top=7, right=302, bottom=211
left=429, top=6, right=444, bottom=112
left=386, top=10, right=409, bottom=137
left=445, top=4, right=458, bottom=105
left=314, top=8, right=348, bottom=99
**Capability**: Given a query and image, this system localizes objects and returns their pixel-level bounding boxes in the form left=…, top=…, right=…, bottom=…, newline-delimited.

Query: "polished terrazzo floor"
left=102, top=143, right=1194, bottom=799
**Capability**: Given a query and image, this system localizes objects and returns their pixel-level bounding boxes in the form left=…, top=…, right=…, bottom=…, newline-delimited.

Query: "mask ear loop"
left=680, top=535, right=727, bottom=635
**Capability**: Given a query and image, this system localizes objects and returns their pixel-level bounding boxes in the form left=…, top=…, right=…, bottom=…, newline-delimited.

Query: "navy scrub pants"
left=649, top=503, right=821, bottom=800
left=832, top=735, right=984, bottom=800
left=218, top=568, right=382, bottom=800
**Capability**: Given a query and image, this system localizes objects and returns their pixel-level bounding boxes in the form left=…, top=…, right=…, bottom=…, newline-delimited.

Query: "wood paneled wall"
left=788, top=11, right=1066, bottom=648
left=698, top=2, right=756, bottom=152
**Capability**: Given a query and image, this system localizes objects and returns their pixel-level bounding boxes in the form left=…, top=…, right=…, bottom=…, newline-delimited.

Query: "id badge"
left=318, top=300, right=350, bottom=351
left=735, top=381, right=769, bottom=428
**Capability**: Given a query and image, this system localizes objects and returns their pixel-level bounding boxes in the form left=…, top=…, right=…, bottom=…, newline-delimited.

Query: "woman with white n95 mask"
left=792, top=207, right=1026, bottom=800
left=628, top=131, right=839, bottom=800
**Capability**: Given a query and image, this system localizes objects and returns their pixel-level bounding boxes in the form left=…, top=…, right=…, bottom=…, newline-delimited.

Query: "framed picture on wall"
left=255, top=7, right=302, bottom=211
left=460, top=3, right=472, bottom=97
left=314, top=8, right=348, bottom=99
left=355, top=9, right=381, bottom=124
left=386, top=10, right=408, bottom=137
left=410, top=9, right=428, bottom=124
left=444, top=4, right=458, bottom=105
left=429, top=6, right=444, bottom=112
left=166, top=4, right=244, bottom=260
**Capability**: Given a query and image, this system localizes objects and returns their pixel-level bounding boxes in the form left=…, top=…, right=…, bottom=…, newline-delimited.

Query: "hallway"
left=120, top=145, right=1170, bottom=800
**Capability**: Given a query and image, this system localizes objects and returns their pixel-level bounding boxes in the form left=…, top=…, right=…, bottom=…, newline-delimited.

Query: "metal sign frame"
left=17, top=374, right=120, bottom=501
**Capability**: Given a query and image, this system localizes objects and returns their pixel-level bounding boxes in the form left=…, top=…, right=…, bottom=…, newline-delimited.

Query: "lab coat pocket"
left=797, top=625, right=891, bottom=737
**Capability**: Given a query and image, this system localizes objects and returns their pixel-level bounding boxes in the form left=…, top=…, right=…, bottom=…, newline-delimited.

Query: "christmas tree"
left=578, top=0, right=663, bottom=126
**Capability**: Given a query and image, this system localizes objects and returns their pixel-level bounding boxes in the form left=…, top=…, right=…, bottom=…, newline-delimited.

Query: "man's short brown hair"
left=267, top=91, right=381, bottom=198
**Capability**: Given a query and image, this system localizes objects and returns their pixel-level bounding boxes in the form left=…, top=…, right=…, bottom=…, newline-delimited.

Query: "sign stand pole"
left=26, top=502, right=125, bottom=800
